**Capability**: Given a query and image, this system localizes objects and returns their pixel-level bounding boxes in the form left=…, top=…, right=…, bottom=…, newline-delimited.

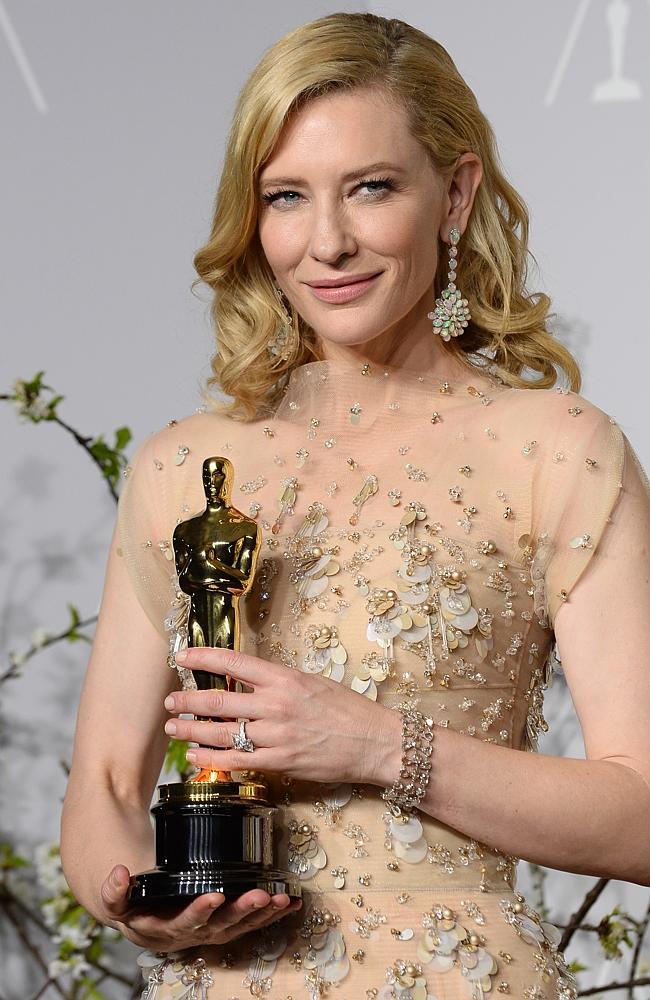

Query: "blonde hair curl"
left=192, top=12, right=581, bottom=421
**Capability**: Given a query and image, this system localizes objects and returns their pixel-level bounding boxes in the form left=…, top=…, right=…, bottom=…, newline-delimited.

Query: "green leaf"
left=597, top=907, right=636, bottom=960
left=165, top=739, right=190, bottom=774
left=114, top=426, right=132, bottom=451
left=88, top=437, right=110, bottom=460
left=59, top=940, right=76, bottom=960
left=23, top=370, right=48, bottom=396
left=86, top=936, right=103, bottom=963
left=45, top=394, right=64, bottom=419
left=5, top=371, right=67, bottom=425
left=567, top=959, right=587, bottom=973
left=67, top=629, right=92, bottom=645
left=79, top=977, right=107, bottom=1000
left=61, top=903, right=86, bottom=925
left=87, top=427, right=132, bottom=490
left=0, top=842, right=28, bottom=869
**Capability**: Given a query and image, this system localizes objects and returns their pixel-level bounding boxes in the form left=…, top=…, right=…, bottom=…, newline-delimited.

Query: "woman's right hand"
left=100, top=864, right=302, bottom=951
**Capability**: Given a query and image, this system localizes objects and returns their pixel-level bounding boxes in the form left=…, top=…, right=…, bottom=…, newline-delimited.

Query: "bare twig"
left=555, top=922, right=599, bottom=932
left=0, top=391, right=120, bottom=503
left=579, top=976, right=650, bottom=996
left=3, top=887, right=50, bottom=933
left=1, top=898, right=67, bottom=999
left=627, top=897, right=650, bottom=999
left=0, top=615, right=97, bottom=684
left=92, top=962, right=133, bottom=989
left=2, top=884, right=133, bottom=989
left=27, top=979, right=58, bottom=1000
left=53, top=412, right=119, bottom=502
left=559, top=877, right=609, bottom=952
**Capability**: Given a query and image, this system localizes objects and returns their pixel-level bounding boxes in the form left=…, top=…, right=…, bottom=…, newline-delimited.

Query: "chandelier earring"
left=267, top=284, right=296, bottom=360
left=428, top=227, right=471, bottom=341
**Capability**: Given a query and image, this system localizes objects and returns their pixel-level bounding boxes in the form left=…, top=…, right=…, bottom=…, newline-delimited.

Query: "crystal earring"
left=267, top=284, right=295, bottom=360
left=428, top=227, right=471, bottom=341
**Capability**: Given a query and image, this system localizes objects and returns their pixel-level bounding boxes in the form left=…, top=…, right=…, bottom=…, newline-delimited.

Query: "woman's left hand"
left=164, top=646, right=401, bottom=786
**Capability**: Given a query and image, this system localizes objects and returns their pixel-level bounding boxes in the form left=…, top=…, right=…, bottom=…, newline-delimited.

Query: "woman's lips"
left=307, top=273, right=381, bottom=303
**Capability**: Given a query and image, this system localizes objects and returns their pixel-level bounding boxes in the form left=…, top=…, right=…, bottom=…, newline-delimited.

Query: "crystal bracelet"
left=380, top=702, right=434, bottom=817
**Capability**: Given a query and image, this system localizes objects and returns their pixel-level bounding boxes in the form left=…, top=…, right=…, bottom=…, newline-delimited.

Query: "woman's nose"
left=307, top=203, right=357, bottom=264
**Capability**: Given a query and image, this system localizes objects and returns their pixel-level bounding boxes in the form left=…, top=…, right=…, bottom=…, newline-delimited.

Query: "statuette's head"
left=202, top=457, right=233, bottom=503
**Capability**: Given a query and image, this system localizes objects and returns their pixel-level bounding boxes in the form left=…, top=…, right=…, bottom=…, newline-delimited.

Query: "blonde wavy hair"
left=192, top=12, right=581, bottom=421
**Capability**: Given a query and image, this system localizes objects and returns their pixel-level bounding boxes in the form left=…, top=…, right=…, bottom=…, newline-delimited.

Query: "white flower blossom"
left=30, top=627, right=50, bottom=648
left=48, top=957, right=72, bottom=978
left=69, top=954, right=92, bottom=980
left=42, top=897, right=68, bottom=928
left=53, top=923, right=92, bottom=949
left=34, top=843, right=68, bottom=896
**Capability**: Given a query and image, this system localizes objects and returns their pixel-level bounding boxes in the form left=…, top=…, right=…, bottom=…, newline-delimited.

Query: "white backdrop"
left=2, top=2, right=649, bottom=995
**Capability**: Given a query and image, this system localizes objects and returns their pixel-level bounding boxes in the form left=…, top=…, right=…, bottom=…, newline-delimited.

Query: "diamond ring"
left=231, top=719, right=255, bottom=753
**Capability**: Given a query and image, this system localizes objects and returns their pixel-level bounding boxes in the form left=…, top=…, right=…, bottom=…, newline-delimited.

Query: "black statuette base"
left=130, top=865, right=300, bottom=906
left=128, top=784, right=301, bottom=907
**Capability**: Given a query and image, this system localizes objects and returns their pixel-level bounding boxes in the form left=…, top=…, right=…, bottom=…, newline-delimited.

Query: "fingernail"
left=186, top=750, right=197, bottom=762
left=164, top=695, right=176, bottom=711
left=110, top=869, right=123, bottom=888
left=164, top=720, right=177, bottom=735
left=175, top=649, right=188, bottom=664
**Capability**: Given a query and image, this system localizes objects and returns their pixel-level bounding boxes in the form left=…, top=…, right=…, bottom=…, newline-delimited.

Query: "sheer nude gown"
left=115, top=359, right=649, bottom=1000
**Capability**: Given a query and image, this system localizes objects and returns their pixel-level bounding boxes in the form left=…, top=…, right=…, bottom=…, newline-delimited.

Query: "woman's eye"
left=262, top=189, right=301, bottom=206
left=359, top=178, right=393, bottom=197
left=261, top=177, right=394, bottom=208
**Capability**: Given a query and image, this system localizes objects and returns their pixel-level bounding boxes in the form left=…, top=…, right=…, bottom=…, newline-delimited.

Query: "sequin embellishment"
left=416, top=903, right=499, bottom=995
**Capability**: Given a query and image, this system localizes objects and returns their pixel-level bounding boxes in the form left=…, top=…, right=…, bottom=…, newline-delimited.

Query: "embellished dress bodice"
left=117, top=359, right=637, bottom=1000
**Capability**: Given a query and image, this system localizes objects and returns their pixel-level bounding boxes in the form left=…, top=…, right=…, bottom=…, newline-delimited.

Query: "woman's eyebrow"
left=258, top=161, right=407, bottom=188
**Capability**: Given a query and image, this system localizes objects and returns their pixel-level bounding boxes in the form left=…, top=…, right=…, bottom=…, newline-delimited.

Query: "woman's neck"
left=313, top=313, right=472, bottom=381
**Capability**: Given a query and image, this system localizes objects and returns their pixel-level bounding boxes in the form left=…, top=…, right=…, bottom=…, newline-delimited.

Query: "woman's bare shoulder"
left=497, top=382, right=615, bottom=435
left=130, top=407, right=259, bottom=460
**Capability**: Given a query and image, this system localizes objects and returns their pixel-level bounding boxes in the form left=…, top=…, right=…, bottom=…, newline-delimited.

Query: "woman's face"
left=257, top=85, right=481, bottom=364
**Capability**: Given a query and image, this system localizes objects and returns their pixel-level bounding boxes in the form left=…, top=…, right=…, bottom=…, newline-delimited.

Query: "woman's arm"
left=60, top=520, right=179, bottom=922
left=377, top=711, right=650, bottom=886
left=375, top=436, right=650, bottom=886
left=61, top=523, right=301, bottom=948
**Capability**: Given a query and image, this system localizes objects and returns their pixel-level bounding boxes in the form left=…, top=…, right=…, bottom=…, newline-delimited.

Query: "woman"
left=61, top=12, right=650, bottom=1000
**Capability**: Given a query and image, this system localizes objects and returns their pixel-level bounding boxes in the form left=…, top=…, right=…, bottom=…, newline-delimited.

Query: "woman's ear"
left=441, top=153, right=483, bottom=236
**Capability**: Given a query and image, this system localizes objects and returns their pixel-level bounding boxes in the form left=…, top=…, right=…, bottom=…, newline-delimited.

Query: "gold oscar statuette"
left=129, top=457, right=301, bottom=906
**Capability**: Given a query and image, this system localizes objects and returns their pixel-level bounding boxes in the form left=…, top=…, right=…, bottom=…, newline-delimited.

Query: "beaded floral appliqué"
left=375, top=958, right=435, bottom=999
left=303, top=623, right=348, bottom=681
left=299, top=905, right=350, bottom=996
left=139, top=953, right=213, bottom=1000
left=383, top=810, right=429, bottom=864
left=242, top=925, right=290, bottom=997
left=287, top=818, right=328, bottom=879
left=416, top=902, right=499, bottom=997
left=285, top=503, right=341, bottom=615
left=356, top=501, right=495, bottom=695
